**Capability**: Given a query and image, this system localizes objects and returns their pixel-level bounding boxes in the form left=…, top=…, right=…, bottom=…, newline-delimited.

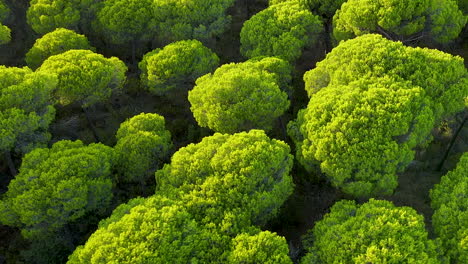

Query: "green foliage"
left=302, top=199, right=440, bottom=263
left=139, top=40, right=219, bottom=95
left=152, top=0, right=236, bottom=44
left=456, top=0, right=468, bottom=13
left=27, top=0, right=81, bottom=35
left=94, top=0, right=154, bottom=45
left=430, top=153, right=468, bottom=263
left=0, top=24, right=10, bottom=44
left=228, top=231, right=292, bottom=264
left=292, top=34, right=467, bottom=197
left=240, top=1, right=323, bottom=62
left=269, top=0, right=346, bottom=19
left=189, top=57, right=291, bottom=133
left=156, top=130, right=294, bottom=226
left=37, top=49, right=127, bottom=108
left=0, top=66, right=57, bottom=154
left=25, top=28, right=94, bottom=70
left=289, top=78, right=435, bottom=197
left=303, top=34, right=468, bottom=119
left=0, top=140, right=115, bottom=240
left=333, top=0, right=466, bottom=43
left=114, top=113, right=172, bottom=185
left=0, top=0, right=8, bottom=22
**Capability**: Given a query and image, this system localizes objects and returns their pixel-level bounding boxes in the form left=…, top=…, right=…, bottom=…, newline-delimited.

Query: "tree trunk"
left=4, top=150, right=17, bottom=176
left=82, top=107, right=101, bottom=142
left=438, top=114, right=468, bottom=171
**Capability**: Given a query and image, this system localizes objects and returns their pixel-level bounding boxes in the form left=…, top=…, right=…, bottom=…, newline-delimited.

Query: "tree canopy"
left=37, top=49, right=127, bottom=108
left=114, top=113, right=172, bottom=186
left=156, top=130, right=294, bottom=226
left=0, top=0, right=10, bottom=44
left=290, top=34, right=467, bottom=197
left=333, top=0, right=467, bottom=43
left=269, top=0, right=346, bottom=19
left=301, top=199, right=440, bottom=263
left=430, top=153, right=468, bottom=263
left=25, top=28, right=94, bottom=70
left=27, top=0, right=83, bottom=35
left=0, top=140, right=115, bottom=240
left=139, top=40, right=219, bottom=95
left=189, top=57, right=291, bottom=133
left=0, top=66, right=57, bottom=155
left=240, top=1, right=323, bottom=62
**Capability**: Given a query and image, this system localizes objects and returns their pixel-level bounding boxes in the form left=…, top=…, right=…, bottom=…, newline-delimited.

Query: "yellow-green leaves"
left=26, top=28, right=94, bottom=70
left=139, top=40, right=219, bottom=95
left=27, top=0, right=82, bottom=35
left=114, top=113, right=172, bottom=186
left=189, top=57, right=291, bottom=133
left=302, top=199, right=440, bottom=263
left=0, top=140, right=115, bottom=240
left=431, top=153, right=468, bottom=263
left=333, top=0, right=466, bottom=43
left=0, top=0, right=10, bottom=44
left=241, top=1, right=323, bottom=62
left=37, top=49, right=127, bottom=108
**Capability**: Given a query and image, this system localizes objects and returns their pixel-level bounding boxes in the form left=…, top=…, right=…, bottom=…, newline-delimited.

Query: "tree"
left=0, top=66, right=57, bottom=175
left=139, top=40, right=219, bottom=95
left=240, top=1, right=323, bottom=62
left=0, top=0, right=10, bottom=44
left=456, top=0, right=468, bottom=14
left=25, top=28, right=94, bottom=70
left=303, top=34, right=468, bottom=120
left=301, top=199, right=440, bottom=263
left=156, top=130, right=294, bottom=226
left=37, top=49, right=127, bottom=108
left=0, top=140, right=115, bottom=240
left=228, top=231, right=292, bottom=264
left=430, top=153, right=468, bottom=263
left=188, top=57, right=291, bottom=133
left=151, top=0, right=236, bottom=44
left=288, top=78, right=435, bottom=197
left=333, top=0, right=466, bottom=43
left=27, top=0, right=81, bottom=34
left=94, top=0, right=154, bottom=62
left=114, top=113, right=172, bottom=190
left=68, top=195, right=291, bottom=263
left=269, top=0, right=346, bottom=19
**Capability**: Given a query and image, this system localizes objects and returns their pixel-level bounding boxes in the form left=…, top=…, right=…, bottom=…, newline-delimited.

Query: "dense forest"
left=0, top=0, right=467, bottom=263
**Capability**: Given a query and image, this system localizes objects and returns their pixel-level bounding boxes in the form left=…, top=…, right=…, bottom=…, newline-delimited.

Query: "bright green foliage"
left=189, top=58, right=290, bottom=133
left=25, top=28, right=94, bottom=70
left=240, top=1, right=323, bottom=62
left=0, top=66, right=57, bottom=154
left=269, top=0, right=346, bottom=18
left=228, top=231, right=292, bottom=264
left=152, top=0, right=235, bottom=44
left=37, top=49, right=127, bottom=108
left=156, top=130, right=294, bottom=226
left=333, top=0, right=466, bottom=43
left=68, top=195, right=291, bottom=263
left=0, top=140, right=115, bottom=239
left=289, top=78, right=435, bottom=197
left=430, top=153, right=468, bottom=263
left=139, top=40, right=219, bottom=95
left=94, top=0, right=154, bottom=45
left=302, top=199, right=440, bottom=263
left=303, top=34, right=468, bottom=119
left=114, top=113, right=172, bottom=185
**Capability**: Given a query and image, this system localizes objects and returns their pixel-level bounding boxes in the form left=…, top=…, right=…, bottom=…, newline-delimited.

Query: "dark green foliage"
left=114, top=113, right=172, bottom=186
left=0, top=66, right=56, bottom=154
left=302, top=199, right=440, bottom=263
left=94, top=0, right=154, bottom=45
left=25, top=28, right=94, bottom=70
left=37, top=49, right=127, bottom=108
left=431, top=153, right=468, bottom=263
left=189, top=57, right=291, bottom=133
left=0, top=0, right=10, bottom=44
left=240, top=1, right=323, bottom=62
left=139, top=40, right=219, bottom=95
left=333, top=0, right=467, bottom=43
left=0, top=140, right=115, bottom=240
